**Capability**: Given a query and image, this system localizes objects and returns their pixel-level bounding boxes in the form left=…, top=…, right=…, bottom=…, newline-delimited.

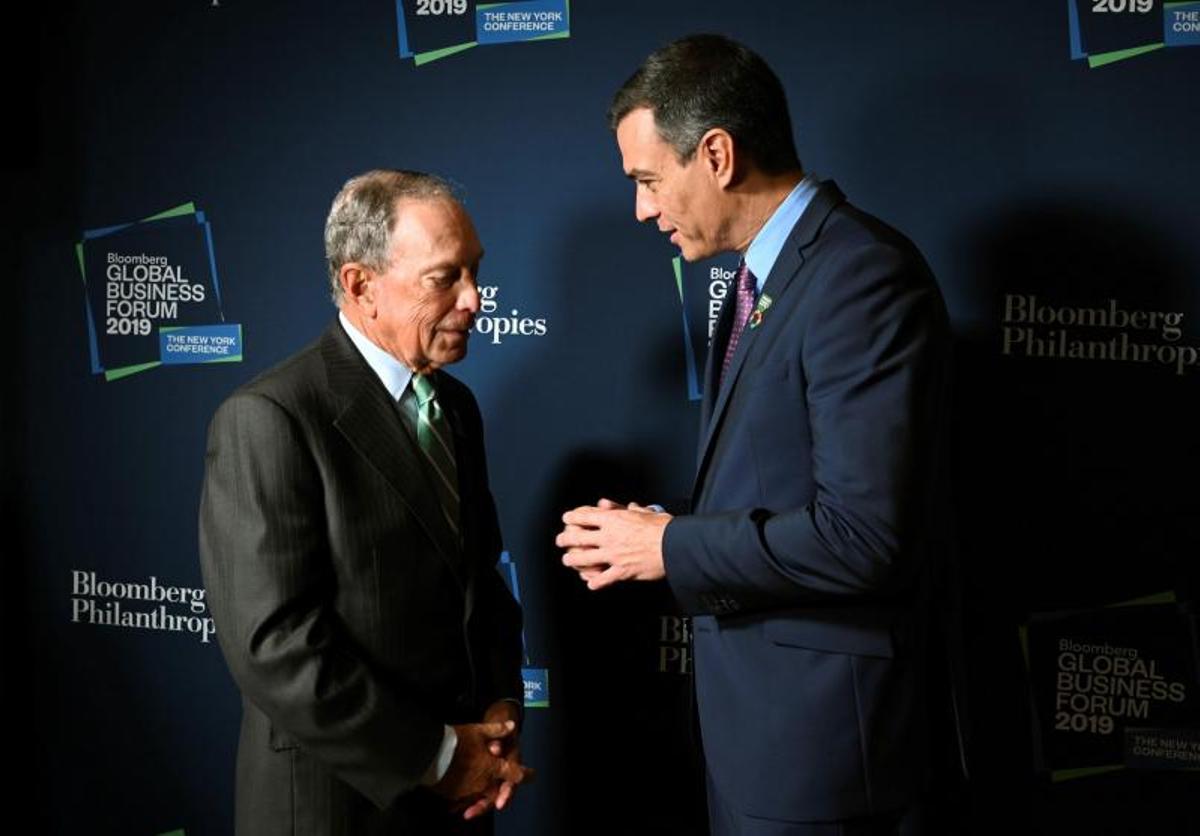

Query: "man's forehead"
left=617, top=105, right=658, bottom=136
left=617, top=108, right=672, bottom=173
left=391, top=197, right=472, bottom=242
left=381, top=203, right=478, bottom=277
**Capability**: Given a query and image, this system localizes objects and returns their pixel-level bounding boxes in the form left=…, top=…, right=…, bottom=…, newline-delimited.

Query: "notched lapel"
left=700, top=291, right=735, bottom=436
left=691, top=181, right=846, bottom=503
left=433, top=377, right=482, bottom=621
left=434, top=373, right=477, bottom=551
left=320, top=324, right=467, bottom=589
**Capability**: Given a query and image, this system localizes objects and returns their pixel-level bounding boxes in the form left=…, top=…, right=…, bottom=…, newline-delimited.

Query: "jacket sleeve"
left=456, top=387, right=525, bottom=715
left=198, top=391, right=444, bottom=809
left=663, top=241, right=949, bottom=616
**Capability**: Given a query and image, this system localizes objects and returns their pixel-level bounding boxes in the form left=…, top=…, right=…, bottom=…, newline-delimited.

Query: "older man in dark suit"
left=200, top=169, right=530, bottom=835
left=559, top=35, right=951, bottom=836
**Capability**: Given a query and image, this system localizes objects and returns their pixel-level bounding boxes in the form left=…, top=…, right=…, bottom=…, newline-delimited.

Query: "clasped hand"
left=556, top=498, right=672, bottom=590
left=432, top=702, right=533, bottom=820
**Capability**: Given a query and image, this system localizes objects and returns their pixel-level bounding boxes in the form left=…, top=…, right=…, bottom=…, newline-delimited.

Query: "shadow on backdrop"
left=952, top=198, right=1200, bottom=835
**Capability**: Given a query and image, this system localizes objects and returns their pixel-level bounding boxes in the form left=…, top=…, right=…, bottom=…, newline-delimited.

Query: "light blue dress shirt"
left=744, top=174, right=819, bottom=293
left=339, top=312, right=416, bottom=401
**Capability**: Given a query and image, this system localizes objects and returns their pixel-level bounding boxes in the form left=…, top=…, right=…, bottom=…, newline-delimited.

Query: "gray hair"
left=324, top=169, right=460, bottom=305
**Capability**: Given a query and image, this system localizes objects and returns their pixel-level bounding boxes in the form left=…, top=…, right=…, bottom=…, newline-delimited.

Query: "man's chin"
left=428, top=335, right=470, bottom=367
left=675, top=239, right=713, bottom=263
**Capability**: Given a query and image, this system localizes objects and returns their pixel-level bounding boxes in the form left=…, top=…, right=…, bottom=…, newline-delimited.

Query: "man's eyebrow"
left=626, top=168, right=657, bottom=180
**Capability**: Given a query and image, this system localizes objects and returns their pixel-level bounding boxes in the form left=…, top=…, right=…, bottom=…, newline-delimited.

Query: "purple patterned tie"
left=720, top=262, right=756, bottom=384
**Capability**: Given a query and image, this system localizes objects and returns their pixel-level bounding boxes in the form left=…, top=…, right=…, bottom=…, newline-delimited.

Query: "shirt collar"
left=744, top=173, right=819, bottom=293
left=338, top=311, right=414, bottom=401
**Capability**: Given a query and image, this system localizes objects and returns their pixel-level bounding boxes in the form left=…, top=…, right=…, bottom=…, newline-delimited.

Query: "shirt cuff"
left=419, top=724, right=458, bottom=786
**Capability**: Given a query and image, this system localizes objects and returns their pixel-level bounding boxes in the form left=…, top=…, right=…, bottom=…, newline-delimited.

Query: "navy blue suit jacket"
left=663, top=182, right=951, bottom=822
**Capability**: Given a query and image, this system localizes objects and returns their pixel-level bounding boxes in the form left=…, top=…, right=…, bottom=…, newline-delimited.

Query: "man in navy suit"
left=558, top=35, right=951, bottom=835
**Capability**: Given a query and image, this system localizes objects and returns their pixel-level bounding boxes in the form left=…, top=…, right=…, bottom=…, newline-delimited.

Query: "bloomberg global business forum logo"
left=75, top=202, right=241, bottom=382
left=1068, top=0, right=1200, bottom=68
left=396, top=0, right=569, bottom=66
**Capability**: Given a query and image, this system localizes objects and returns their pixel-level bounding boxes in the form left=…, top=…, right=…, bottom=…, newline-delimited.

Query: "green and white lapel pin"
left=748, top=293, right=773, bottom=329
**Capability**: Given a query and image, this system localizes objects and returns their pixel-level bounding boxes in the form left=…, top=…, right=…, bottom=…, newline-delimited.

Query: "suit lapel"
left=436, top=370, right=475, bottom=555
left=434, top=372, right=480, bottom=621
left=320, top=322, right=467, bottom=589
left=691, top=181, right=847, bottom=505
left=699, top=287, right=735, bottom=445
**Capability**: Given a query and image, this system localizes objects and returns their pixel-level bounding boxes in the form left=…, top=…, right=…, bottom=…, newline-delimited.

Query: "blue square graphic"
left=1165, top=2, right=1200, bottom=45
left=160, top=324, right=243, bottom=365
left=522, top=668, right=550, bottom=708
left=477, top=0, right=568, bottom=45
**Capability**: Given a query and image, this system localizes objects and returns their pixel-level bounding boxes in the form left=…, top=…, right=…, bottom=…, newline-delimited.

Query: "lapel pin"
left=749, top=293, right=773, bottom=329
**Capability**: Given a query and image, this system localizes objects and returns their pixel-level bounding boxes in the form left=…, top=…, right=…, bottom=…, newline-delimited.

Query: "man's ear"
left=698, top=128, right=736, bottom=188
left=340, top=263, right=375, bottom=316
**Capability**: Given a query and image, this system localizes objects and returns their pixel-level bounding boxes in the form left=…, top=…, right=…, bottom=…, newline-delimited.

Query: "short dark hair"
left=607, top=34, right=801, bottom=175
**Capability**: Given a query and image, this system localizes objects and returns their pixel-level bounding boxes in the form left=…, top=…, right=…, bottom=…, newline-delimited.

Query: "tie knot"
left=411, top=373, right=437, bottom=406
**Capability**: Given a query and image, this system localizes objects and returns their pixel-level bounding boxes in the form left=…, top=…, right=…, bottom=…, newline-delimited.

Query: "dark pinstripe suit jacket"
left=199, top=320, right=523, bottom=835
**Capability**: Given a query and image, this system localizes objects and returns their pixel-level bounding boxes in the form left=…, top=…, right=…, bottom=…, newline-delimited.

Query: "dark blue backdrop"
left=6, top=1, right=1199, bottom=833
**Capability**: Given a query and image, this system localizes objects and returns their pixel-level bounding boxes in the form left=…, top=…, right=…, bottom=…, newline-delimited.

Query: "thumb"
left=597, top=497, right=624, bottom=510
left=497, top=761, right=536, bottom=784
left=478, top=719, right=516, bottom=740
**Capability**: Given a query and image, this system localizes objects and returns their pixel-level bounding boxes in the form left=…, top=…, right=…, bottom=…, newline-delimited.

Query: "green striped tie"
left=411, top=374, right=459, bottom=535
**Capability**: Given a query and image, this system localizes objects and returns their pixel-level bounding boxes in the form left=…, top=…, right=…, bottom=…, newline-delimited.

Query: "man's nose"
left=635, top=191, right=659, bottom=224
left=459, top=279, right=480, bottom=313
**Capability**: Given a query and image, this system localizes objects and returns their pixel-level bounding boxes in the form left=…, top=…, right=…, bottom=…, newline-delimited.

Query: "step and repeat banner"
left=9, top=1, right=1199, bottom=833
